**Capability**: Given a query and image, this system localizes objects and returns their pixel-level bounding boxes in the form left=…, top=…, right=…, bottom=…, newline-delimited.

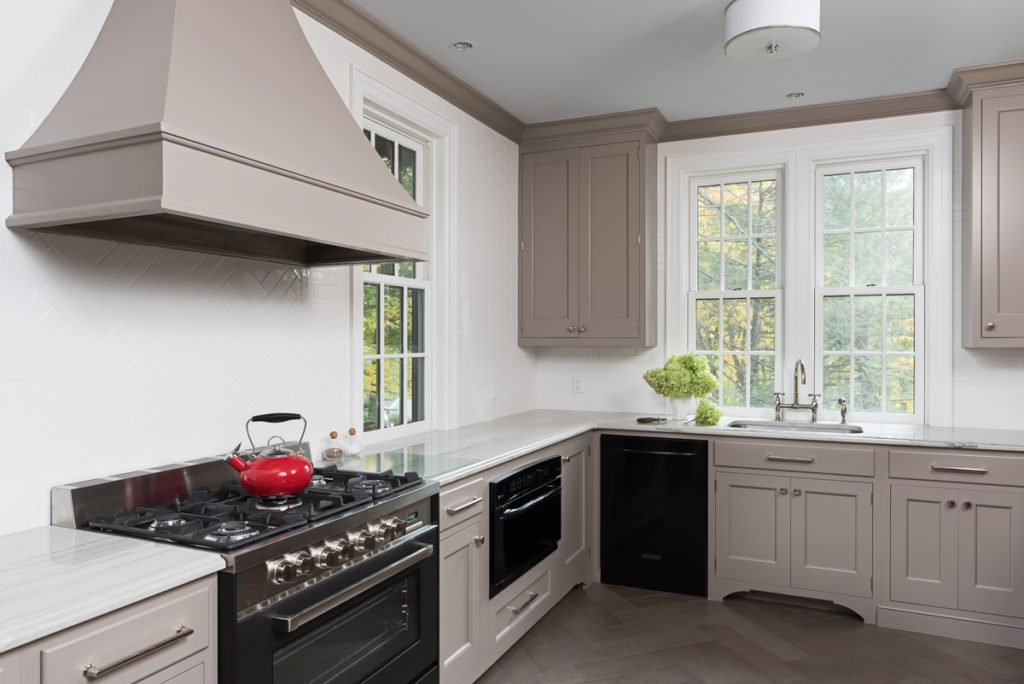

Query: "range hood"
left=5, top=0, right=428, bottom=266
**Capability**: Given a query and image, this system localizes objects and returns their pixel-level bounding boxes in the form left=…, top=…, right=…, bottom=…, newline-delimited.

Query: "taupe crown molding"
left=947, top=58, right=1024, bottom=106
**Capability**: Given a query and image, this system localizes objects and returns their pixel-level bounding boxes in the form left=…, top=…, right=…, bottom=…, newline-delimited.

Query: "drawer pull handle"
left=510, top=591, right=539, bottom=615
left=766, top=455, right=815, bottom=464
left=930, top=465, right=988, bottom=474
left=446, top=496, right=483, bottom=515
left=83, top=625, right=193, bottom=679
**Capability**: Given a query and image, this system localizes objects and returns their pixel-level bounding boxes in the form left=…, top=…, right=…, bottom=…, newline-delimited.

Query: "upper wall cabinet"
left=518, top=113, right=659, bottom=347
left=954, top=61, right=1024, bottom=347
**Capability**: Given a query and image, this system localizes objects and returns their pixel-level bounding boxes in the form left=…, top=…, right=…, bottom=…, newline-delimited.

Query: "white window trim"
left=664, top=112, right=955, bottom=426
left=349, top=67, right=457, bottom=444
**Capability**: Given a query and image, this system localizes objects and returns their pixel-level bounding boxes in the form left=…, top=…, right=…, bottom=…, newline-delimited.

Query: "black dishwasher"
left=600, top=434, right=708, bottom=596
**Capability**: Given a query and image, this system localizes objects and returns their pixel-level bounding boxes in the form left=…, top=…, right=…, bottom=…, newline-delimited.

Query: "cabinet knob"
left=779, top=487, right=789, bottom=495
left=792, top=488, right=802, bottom=497
left=578, top=325, right=586, bottom=333
left=963, top=501, right=973, bottom=510
left=567, top=325, right=578, bottom=333
left=474, top=535, right=485, bottom=545
left=946, top=500, right=956, bottom=509
left=985, top=322, right=996, bottom=331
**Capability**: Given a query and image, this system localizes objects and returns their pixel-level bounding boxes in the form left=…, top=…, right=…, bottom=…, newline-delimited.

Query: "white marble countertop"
left=0, top=526, right=225, bottom=654
left=331, top=410, right=1024, bottom=484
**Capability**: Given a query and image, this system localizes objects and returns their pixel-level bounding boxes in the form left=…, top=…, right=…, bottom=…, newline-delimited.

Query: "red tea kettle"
left=225, top=413, right=313, bottom=497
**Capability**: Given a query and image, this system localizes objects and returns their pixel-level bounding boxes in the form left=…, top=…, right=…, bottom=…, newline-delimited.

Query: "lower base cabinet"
left=2, top=575, right=217, bottom=684
left=439, top=517, right=486, bottom=684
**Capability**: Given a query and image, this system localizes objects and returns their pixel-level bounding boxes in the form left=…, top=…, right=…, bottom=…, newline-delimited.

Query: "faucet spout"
left=793, top=359, right=806, bottom=400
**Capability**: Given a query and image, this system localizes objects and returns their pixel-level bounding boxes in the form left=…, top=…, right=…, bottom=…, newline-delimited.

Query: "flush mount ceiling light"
left=724, top=0, right=821, bottom=63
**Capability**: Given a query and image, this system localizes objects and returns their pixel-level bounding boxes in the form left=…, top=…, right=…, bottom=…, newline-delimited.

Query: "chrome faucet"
left=774, top=359, right=820, bottom=422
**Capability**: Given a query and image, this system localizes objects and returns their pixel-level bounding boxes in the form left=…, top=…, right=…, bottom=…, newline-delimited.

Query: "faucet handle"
left=808, top=393, right=821, bottom=405
left=837, top=397, right=848, bottom=424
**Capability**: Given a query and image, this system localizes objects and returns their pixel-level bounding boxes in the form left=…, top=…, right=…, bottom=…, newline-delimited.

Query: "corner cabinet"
left=957, top=62, right=1024, bottom=346
left=518, top=123, right=657, bottom=347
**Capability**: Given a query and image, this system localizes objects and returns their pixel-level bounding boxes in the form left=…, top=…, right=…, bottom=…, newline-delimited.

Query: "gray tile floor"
left=477, top=584, right=1024, bottom=683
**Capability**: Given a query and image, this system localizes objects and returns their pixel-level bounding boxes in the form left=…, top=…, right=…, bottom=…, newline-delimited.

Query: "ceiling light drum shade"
left=724, top=0, right=821, bottom=62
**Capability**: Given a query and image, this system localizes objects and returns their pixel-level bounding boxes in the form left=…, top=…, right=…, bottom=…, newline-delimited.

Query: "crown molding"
left=293, top=0, right=525, bottom=141
left=661, top=89, right=956, bottom=142
left=520, top=108, right=668, bottom=144
left=947, top=58, right=1024, bottom=106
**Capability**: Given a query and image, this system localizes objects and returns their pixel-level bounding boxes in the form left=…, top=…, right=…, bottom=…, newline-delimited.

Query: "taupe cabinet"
left=889, top=448, right=1024, bottom=620
left=519, top=130, right=656, bottom=347
left=960, top=71, right=1024, bottom=346
left=3, top=576, right=216, bottom=683
left=438, top=434, right=592, bottom=684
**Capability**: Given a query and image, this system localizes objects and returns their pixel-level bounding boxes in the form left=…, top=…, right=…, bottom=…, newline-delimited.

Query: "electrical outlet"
left=571, top=376, right=583, bottom=393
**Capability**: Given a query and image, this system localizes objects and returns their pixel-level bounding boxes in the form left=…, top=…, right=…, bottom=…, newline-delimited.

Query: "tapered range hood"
left=5, top=0, right=428, bottom=266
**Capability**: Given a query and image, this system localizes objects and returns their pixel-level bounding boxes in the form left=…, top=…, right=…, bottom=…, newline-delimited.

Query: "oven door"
left=490, top=481, right=561, bottom=597
left=231, top=526, right=438, bottom=684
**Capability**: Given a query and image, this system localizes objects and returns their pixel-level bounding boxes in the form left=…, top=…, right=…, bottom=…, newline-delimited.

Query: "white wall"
left=0, top=1, right=531, bottom=535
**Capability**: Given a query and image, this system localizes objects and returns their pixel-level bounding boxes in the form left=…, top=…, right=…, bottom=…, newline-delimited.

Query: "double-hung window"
left=687, top=157, right=924, bottom=422
left=361, top=124, right=428, bottom=433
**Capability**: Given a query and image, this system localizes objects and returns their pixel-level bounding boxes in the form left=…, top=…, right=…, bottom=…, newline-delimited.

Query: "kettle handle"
left=247, top=414, right=307, bottom=451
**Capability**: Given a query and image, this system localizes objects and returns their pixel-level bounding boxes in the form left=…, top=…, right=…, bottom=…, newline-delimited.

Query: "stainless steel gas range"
left=52, top=451, right=440, bottom=684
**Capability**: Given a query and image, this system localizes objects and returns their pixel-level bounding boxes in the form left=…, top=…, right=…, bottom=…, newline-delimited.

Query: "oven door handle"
left=270, top=543, right=434, bottom=634
left=498, top=486, right=560, bottom=521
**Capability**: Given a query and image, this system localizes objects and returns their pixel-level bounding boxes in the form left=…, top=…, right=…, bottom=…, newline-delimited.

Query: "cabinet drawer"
left=38, top=578, right=212, bottom=684
left=715, top=439, right=874, bottom=477
left=440, top=477, right=486, bottom=532
left=492, top=570, right=550, bottom=644
left=889, top=448, right=1024, bottom=486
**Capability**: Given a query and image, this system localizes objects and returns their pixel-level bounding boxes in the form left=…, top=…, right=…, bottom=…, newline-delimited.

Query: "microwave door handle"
left=498, top=486, right=560, bottom=521
left=270, top=543, right=433, bottom=634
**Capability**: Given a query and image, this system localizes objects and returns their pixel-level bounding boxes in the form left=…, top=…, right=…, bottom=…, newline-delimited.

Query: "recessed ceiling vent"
left=5, top=0, right=428, bottom=266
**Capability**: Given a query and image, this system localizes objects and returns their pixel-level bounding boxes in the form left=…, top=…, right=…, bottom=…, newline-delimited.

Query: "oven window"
left=273, top=574, right=421, bottom=684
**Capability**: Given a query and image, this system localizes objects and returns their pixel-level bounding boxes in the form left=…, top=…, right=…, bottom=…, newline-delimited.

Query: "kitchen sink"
left=727, top=419, right=864, bottom=434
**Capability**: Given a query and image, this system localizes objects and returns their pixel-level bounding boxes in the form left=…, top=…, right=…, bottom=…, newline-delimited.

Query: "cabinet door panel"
left=578, top=141, right=640, bottom=339
left=560, top=447, right=588, bottom=590
left=0, top=652, right=20, bottom=684
left=715, top=472, right=789, bottom=587
left=980, top=92, right=1024, bottom=338
left=439, top=519, right=484, bottom=684
left=521, top=148, right=579, bottom=338
left=890, top=485, right=957, bottom=608
left=958, top=489, right=1024, bottom=618
left=790, top=478, right=872, bottom=597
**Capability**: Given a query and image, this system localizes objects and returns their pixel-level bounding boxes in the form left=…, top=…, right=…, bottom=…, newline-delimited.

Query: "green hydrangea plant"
left=643, top=353, right=723, bottom=425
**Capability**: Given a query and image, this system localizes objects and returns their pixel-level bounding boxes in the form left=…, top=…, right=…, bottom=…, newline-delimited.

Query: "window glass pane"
left=854, top=231, right=882, bottom=287
left=722, top=298, right=748, bottom=351
left=854, top=356, right=882, bottom=412
left=887, top=356, right=915, bottom=414
left=750, top=298, right=775, bottom=351
left=722, top=353, right=747, bottom=407
left=408, top=288, right=424, bottom=353
left=886, top=168, right=914, bottom=227
left=823, top=354, right=851, bottom=409
left=751, top=237, right=776, bottom=289
left=723, top=183, right=748, bottom=236
left=697, top=241, right=721, bottom=290
left=397, top=262, right=416, bottom=278
left=751, top=180, right=776, bottom=234
left=697, top=185, right=721, bottom=238
left=695, top=299, right=720, bottom=351
left=750, top=356, right=775, bottom=408
left=382, top=358, right=402, bottom=427
left=377, top=263, right=396, bottom=276
left=854, top=295, right=883, bottom=351
left=723, top=241, right=748, bottom=290
left=363, top=360, right=380, bottom=431
left=398, top=145, right=416, bottom=199
left=823, top=173, right=851, bottom=231
left=407, top=357, right=424, bottom=423
left=375, top=135, right=395, bottom=172
left=823, top=233, right=850, bottom=287
left=384, top=285, right=403, bottom=354
left=885, top=230, right=914, bottom=286
left=854, top=171, right=882, bottom=229
left=363, top=129, right=372, bottom=141
left=363, top=284, right=379, bottom=354
left=823, top=296, right=850, bottom=351
left=887, top=294, right=915, bottom=352
left=703, top=354, right=720, bottom=404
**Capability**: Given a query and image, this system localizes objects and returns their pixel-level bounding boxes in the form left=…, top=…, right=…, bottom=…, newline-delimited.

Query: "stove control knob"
left=271, top=558, right=298, bottom=584
left=334, top=540, right=355, bottom=562
left=350, top=530, right=377, bottom=552
left=294, top=551, right=314, bottom=576
left=317, top=544, right=343, bottom=569
left=383, top=517, right=408, bottom=537
left=372, top=521, right=397, bottom=543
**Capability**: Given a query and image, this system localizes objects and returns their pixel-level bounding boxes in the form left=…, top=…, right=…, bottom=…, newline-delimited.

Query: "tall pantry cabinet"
left=518, top=111, right=659, bottom=347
